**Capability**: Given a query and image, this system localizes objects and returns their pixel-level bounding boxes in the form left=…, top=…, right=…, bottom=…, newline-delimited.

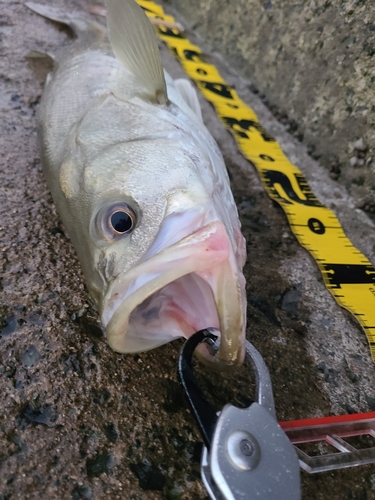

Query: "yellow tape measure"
left=137, top=0, right=375, bottom=359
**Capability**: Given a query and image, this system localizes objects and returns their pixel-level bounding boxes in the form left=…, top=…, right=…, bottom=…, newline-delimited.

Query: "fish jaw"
left=101, top=220, right=246, bottom=366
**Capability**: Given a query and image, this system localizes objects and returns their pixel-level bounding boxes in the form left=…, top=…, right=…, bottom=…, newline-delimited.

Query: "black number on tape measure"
left=196, top=68, right=207, bottom=75
left=222, top=117, right=275, bottom=142
left=308, top=218, right=325, bottom=234
left=157, top=26, right=185, bottom=38
left=262, top=170, right=323, bottom=206
left=259, top=154, right=275, bottom=162
left=323, top=264, right=375, bottom=289
left=183, top=49, right=204, bottom=62
left=199, top=81, right=234, bottom=99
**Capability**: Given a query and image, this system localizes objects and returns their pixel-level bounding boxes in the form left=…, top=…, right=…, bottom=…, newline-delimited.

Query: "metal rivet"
left=240, top=439, right=254, bottom=456
left=226, top=431, right=261, bottom=470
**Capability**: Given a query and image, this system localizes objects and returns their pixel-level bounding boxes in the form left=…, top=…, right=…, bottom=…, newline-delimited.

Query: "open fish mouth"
left=101, top=219, right=246, bottom=366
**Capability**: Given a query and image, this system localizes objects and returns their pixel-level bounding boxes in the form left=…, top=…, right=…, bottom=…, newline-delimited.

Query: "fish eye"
left=94, top=202, right=137, bottom=240
left=110, top=209, right=134, bottom=234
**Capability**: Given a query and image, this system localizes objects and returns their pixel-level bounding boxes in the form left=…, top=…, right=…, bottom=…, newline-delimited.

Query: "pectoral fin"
left=174, top=78, right=203, bottom=122
left=105, top=0, right=168, bottom=105
left=26, top=50, right=56, bottom=83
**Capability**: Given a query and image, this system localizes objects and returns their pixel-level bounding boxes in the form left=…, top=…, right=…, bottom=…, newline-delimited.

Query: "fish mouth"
left=102, top=220, right=246, bottom=366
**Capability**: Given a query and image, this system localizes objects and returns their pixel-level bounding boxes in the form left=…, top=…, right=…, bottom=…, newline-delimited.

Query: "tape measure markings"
left=137, top=0, right=375, bottom=360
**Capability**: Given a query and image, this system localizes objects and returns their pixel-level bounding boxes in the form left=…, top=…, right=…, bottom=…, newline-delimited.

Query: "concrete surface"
left=166, top=0, right=375, bottom=217
left=1, top=0, right=375, bottom=498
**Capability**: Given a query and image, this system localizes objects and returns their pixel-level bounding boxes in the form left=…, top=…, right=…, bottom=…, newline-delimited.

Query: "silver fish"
left=26, top=0, right=247, bottom=365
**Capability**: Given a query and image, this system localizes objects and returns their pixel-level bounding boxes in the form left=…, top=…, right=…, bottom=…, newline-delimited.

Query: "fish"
left=26, top=0, right=247, bottom=366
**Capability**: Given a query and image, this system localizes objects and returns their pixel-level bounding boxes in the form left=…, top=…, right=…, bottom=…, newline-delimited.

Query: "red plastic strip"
left=279, top=411, right=375, bottom=430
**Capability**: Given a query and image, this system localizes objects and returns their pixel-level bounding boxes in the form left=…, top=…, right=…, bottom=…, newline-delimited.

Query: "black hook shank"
left=178, top=330, right=219, bottom=449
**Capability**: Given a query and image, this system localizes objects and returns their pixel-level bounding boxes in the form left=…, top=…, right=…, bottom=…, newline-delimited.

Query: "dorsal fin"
left=105, top=0, right=167, bottom=105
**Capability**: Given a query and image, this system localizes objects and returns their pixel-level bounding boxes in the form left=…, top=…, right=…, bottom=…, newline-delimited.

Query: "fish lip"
left=102, top=221, right=246, bottom=366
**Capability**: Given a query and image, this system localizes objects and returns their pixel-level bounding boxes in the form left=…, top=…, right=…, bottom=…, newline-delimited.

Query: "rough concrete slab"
left=1, top=1, right=375, bottom=499
left=166, top=0, right=375, bottom=216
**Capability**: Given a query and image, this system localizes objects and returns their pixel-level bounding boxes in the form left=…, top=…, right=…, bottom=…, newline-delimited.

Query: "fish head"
left=59, top=127, right=246, bottom=367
